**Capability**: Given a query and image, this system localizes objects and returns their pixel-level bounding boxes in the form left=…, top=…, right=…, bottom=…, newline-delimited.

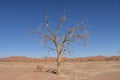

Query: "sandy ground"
left=0, top=61, right=120, bottom=80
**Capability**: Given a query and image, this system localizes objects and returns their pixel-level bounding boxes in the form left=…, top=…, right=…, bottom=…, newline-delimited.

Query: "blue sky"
left=0, top=0, right=120, bottom=58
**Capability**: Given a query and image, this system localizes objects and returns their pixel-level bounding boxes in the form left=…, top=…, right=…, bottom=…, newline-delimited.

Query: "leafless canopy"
left=32, top=10, right=88, bottom=75
left=32, top=11, right=88, bottom=57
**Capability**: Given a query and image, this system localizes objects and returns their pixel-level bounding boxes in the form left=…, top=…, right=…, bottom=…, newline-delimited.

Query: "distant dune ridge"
left=0, top=55, right=120, bottom=62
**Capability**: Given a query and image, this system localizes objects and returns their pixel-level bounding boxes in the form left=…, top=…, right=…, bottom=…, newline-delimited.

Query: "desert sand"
left=0, top=61, right=120, bottom=80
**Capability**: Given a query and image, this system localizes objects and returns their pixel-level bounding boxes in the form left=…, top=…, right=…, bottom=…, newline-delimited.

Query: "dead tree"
left=32, top=11, right=88, bottom=75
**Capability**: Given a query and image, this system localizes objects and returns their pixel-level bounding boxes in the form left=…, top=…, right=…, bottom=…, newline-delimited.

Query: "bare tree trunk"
left=56, top=52, right=61, bottom=75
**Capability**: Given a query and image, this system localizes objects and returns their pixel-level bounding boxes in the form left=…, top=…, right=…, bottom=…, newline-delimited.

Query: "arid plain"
left=0, top=60, right=120, bottom=80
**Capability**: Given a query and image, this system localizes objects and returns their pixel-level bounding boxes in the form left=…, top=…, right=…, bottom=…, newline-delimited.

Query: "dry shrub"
left=34, top=65, right=56, bottom=74
left=34, top=65, right=47, bottom=72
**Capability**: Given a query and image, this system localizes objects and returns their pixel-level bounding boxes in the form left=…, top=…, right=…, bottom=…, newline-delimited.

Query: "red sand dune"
left=0, top=55, right=120, bottom=62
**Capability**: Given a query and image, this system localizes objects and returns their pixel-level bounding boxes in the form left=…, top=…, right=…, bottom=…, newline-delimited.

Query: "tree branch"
left=56, top=15, right=66, bottom=34
left=43, top=10, right=54, bottom=36
left=43, top=46, right=55, bottom=51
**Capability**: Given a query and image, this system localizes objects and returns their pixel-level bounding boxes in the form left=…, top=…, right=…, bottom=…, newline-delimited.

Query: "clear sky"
left=0, top=0, right=120, bottom=58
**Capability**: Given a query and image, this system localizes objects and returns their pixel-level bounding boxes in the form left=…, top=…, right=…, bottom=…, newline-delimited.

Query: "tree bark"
left=56, top=52, right=61, bottom=75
